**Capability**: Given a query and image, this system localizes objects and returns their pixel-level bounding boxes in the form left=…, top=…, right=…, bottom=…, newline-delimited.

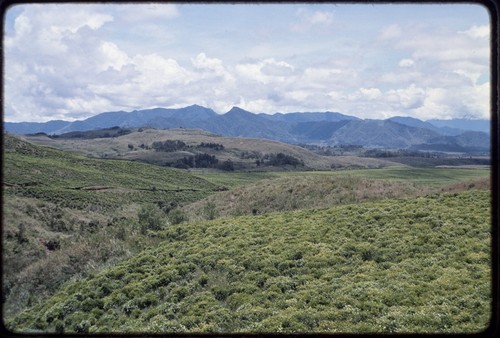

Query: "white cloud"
left=415, top=83, right=490, bottom=120
left=13, top=14, right=31, bottom=37
left=190, top=53, right=232, bottom=83
left=308, top=10, right=334, bottom=25
left=381, top=71, right=422, bottom=84
left=3, top=4, right=491, bottom=122
left=99, top=41, right=131, bottom=71
left=291, top=8, right=334, bottom=32
left=387, top=84, right=426, bottom=110
left=115, top=4, right=179, bottom=23
left=235, top=58, right=295, bottom=85
left=398, top=58, right=414, bottom=67
left=460, top=24, right=489, bottom=39
left=359, top=87, right=382, bottom=100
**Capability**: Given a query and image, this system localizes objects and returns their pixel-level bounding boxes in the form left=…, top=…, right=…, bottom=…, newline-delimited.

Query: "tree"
left=168, top=208, right=187, bottom=225
left=138, top=204, right=167, bottom=234
left=218, top=160, right=234, bottom=171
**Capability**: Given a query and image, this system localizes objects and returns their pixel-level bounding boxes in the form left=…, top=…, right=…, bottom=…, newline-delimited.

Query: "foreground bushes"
left=8, top=191, right=491, bottom=334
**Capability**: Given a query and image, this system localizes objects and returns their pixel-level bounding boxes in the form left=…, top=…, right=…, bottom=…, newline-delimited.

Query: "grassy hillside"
left=7, top=190, right=491, bottom=334
left=23, top=128, right=395, bottom=171
left=192, top=166, right=489, bottom=189
left=182, top=173, right=490, bottom=220
left=182, top=175, right=422, bottom=220
left=4, top=133, right=218, bottom=209
left=184, top=167, right=489, bottom=220
left=2, top=133, right=218, bottom=317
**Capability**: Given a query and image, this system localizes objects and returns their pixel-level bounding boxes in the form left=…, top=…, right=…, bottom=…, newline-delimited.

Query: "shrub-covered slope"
left=8, top=190, right=491, bottom=334
left=2, top=133, right=218, bottom=317
left=4, top=133, right=218, bottom=209
left=184, top=168, right=489, bottom=220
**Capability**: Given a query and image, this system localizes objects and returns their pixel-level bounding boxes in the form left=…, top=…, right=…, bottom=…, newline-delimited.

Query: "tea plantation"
left=7, top=190, right=491, bottom=334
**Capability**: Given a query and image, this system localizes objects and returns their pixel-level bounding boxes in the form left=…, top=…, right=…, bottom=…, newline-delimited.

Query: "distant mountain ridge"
left=4, top=105, right=490, bottom=153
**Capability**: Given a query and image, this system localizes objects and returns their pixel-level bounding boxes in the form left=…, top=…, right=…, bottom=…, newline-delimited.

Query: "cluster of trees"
left=170, top=153, right=234, bottom=171
left=298, top=143, right=364, bottom=156
left=48, top=127, right=132, bottom=140
left=298, top=143, right=450, bottom=159
left=198, top=142, right=224, bottom=151
left=151, top=140, right=225, bottom=153
left=152, top=140, right=187, bottom=152
left=362, top=149, right=443, bottom=158
left=239, top=151, right=304, bottom=168
left=259, top=153, right=303, bottom=167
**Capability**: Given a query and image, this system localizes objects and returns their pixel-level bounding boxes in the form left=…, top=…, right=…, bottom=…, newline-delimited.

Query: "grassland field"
left=192, top=166, right=490, bottom=189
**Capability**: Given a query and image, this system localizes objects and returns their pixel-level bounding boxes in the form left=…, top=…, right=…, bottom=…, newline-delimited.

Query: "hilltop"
left=22, top=128, right=395, bottom=171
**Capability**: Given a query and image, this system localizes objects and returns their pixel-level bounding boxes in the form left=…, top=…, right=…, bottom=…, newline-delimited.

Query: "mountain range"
left=4, top=105, right=490, bottom=153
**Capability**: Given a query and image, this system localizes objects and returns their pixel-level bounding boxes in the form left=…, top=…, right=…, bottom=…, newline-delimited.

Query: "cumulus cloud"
left=3, top=4, right=491, bottom=122
left=114, top=3, right=179, bottom=22
left=373, top=21, right=490, bottom=119
left=235, top=58, right=295, bottom=85
left=460, top=24, right=489, bottom=39
left=290, top=8, right=334, bottom=32
left=359, top=87, right=382, bottom=100
left=398, top=58, right=415, bottom=67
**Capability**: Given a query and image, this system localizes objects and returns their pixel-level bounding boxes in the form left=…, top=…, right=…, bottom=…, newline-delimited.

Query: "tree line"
left=151, top=140, right=224, bottom=152
left=169, top=153, right=234, bottom=171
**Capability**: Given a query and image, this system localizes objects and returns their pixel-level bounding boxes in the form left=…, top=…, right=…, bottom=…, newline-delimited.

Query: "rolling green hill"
left=186, top=168, right=490, bottom=220
left=7, top=190, right=491, bottom=334
left=23, top=128, right=395, bottom=171
left=4, top=133, right=218, bottom=209
left=3, top=133, right=492, bottom=333
left=2, top=133, right=218, bottom=317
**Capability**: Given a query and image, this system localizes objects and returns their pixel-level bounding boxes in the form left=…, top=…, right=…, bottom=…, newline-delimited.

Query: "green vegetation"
left=183, top=173, right=491, bottom=221
left=3, top=133, right=492, bottom=334
left=2, top=134, right=218, bottom=318
left=192, top=166, right=489, bottom=191
left=183, top=175, right=424, bottom=220
left=4, top=134, right=218, bottom=209
left=269, top=167, right=490, bottom=187
left=8, top=190, right=491, bottom=333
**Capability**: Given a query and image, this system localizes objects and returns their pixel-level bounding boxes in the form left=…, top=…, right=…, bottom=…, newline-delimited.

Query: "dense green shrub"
left=138, top=204, right=167, bottom=233
left=168, top=208, right=187, bottom=225
left=7, top=190, right=491, bottom=334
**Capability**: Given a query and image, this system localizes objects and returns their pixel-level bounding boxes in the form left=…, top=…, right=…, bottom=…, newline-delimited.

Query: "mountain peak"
left=226, top=106, right=252, bottom=115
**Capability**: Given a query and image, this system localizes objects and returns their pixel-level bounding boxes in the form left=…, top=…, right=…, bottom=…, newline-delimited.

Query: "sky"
left=3, top=2, right=491, bottom=122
